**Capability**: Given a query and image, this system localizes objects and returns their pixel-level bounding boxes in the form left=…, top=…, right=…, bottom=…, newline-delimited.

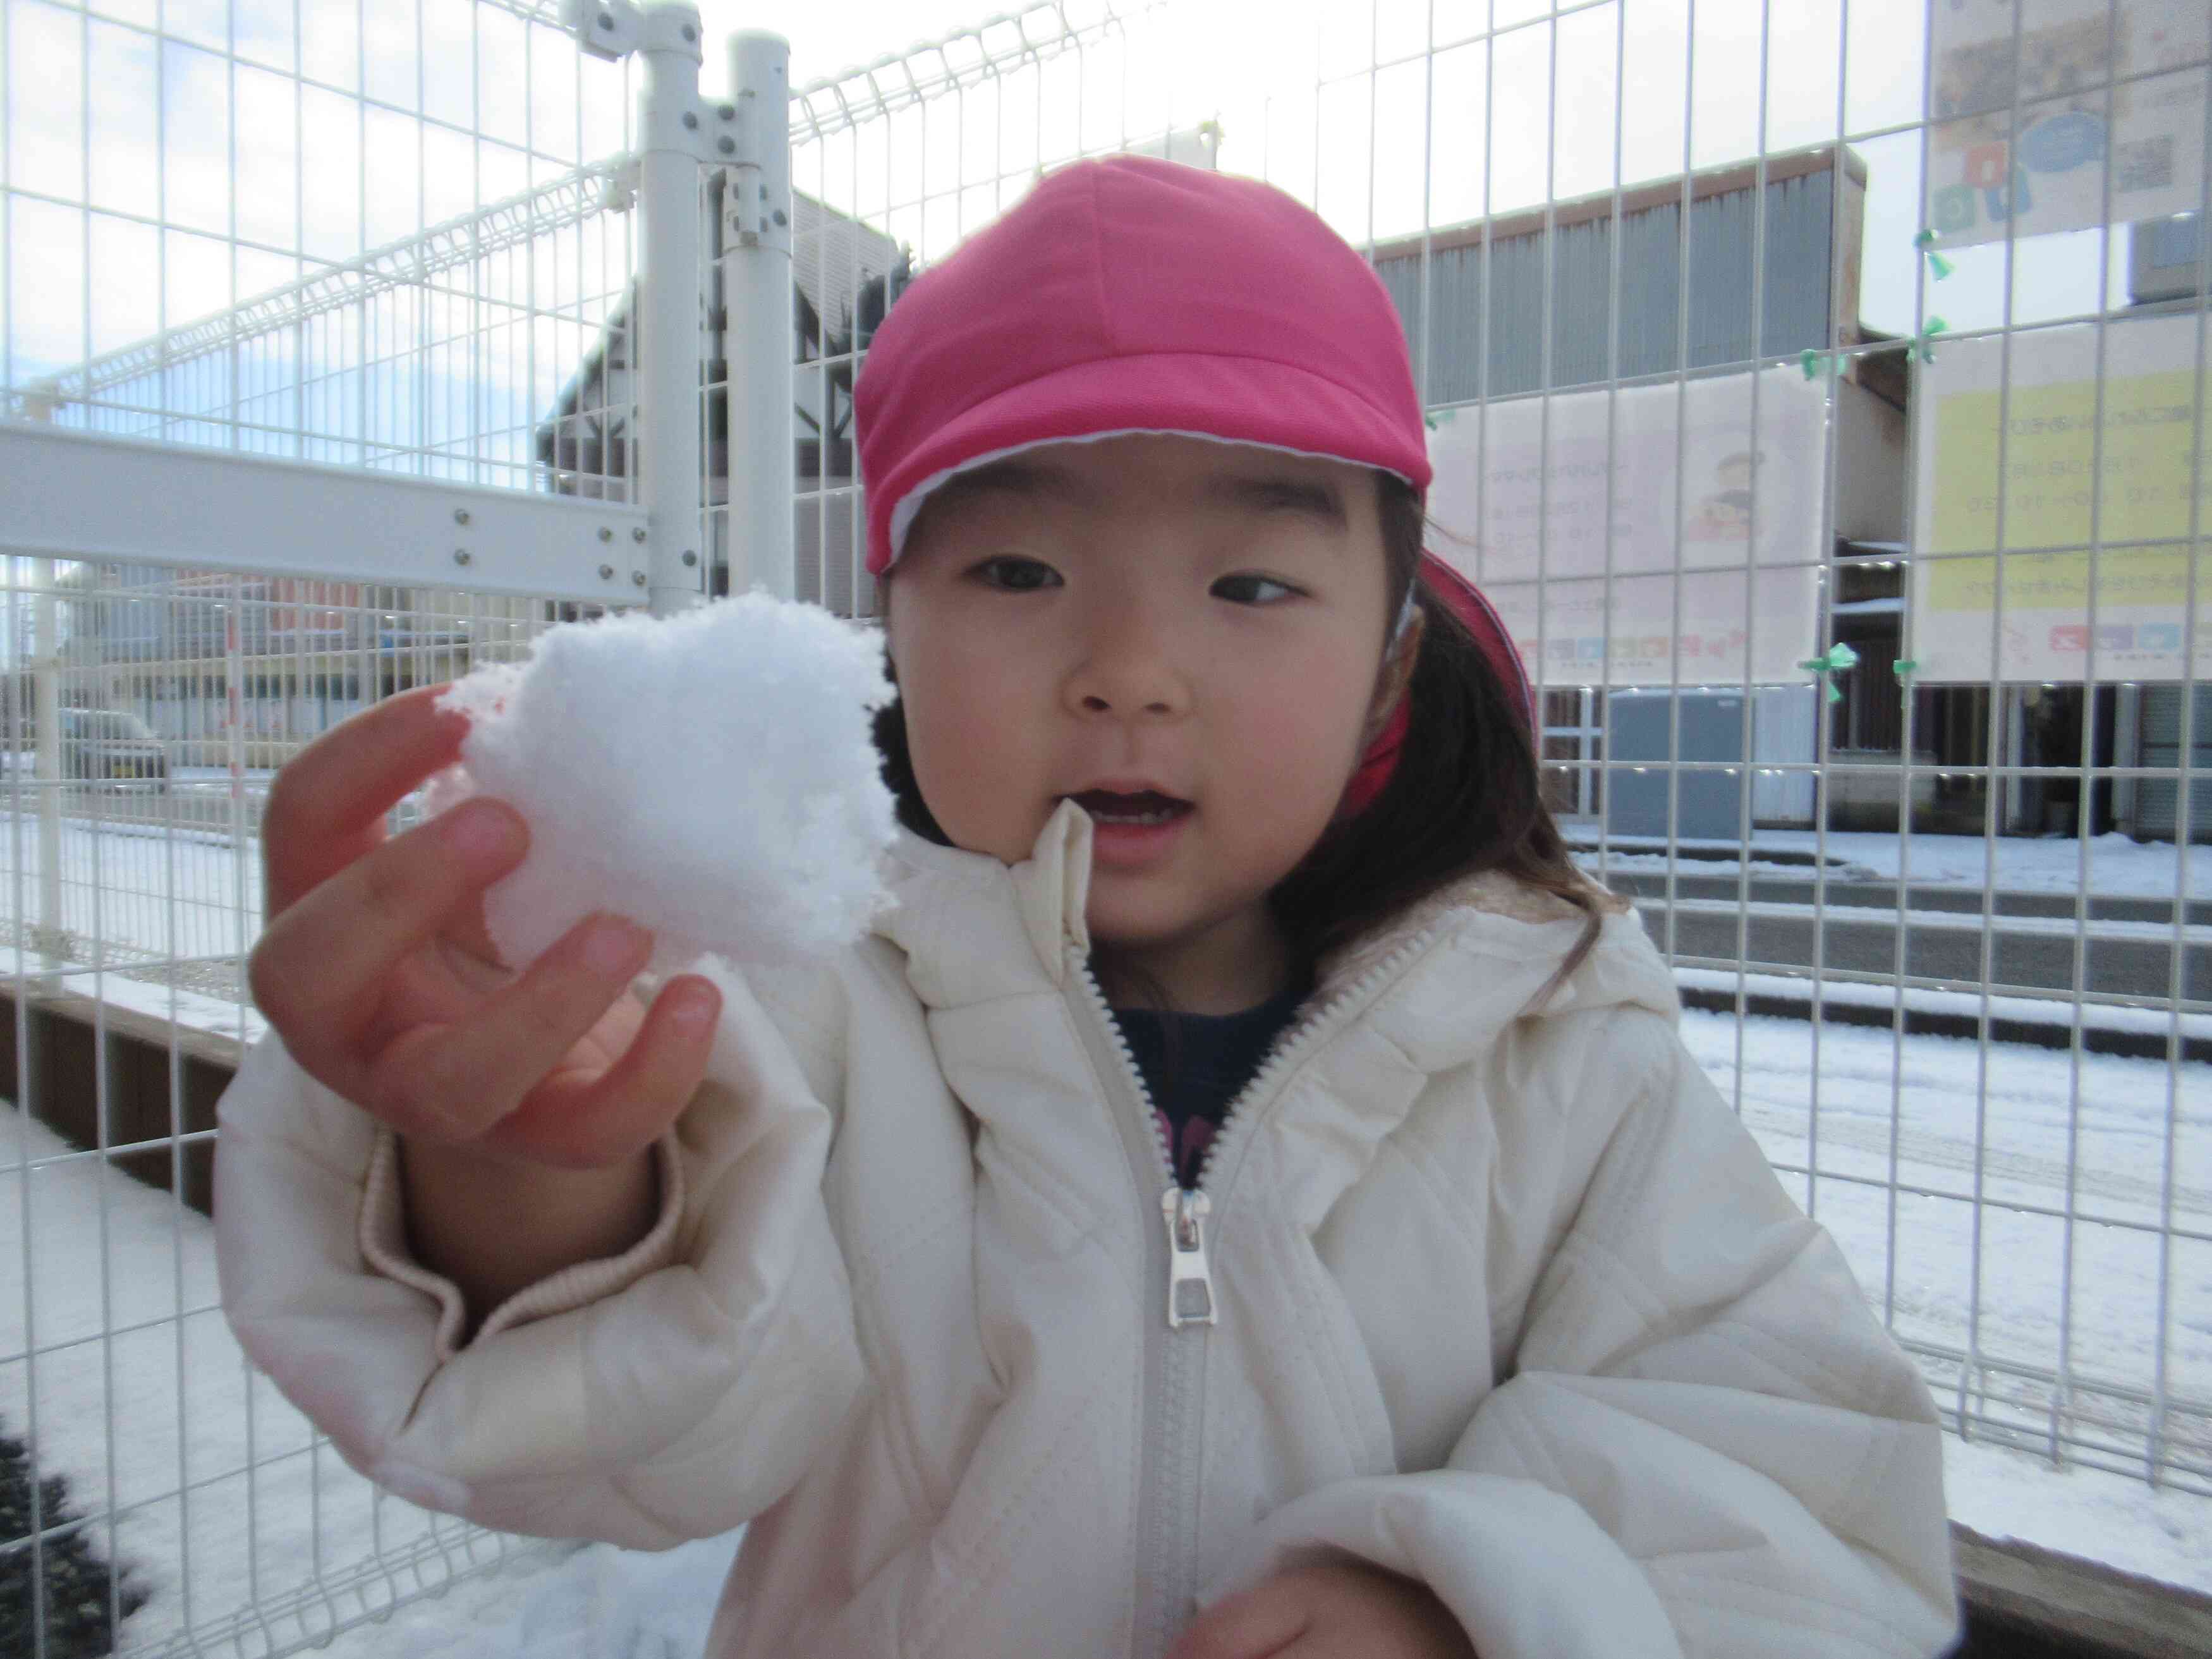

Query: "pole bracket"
left=561, top=0, right=703, bottom=65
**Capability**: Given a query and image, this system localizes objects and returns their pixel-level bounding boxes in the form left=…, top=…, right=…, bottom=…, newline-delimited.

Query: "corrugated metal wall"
left=1376, top=169, right=1840, bottom=402
left=2137, top=683, right=2212, bottom=840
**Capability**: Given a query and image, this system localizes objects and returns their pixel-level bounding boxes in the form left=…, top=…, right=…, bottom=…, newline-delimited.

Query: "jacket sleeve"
left=214, top=960, right=863, bottom=1550
left=1200, top=1013, right=1959, bottom=1659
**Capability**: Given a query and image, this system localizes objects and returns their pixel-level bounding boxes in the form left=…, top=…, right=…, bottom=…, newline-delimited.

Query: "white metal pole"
left=226, top=595, right=244, bottom=825
left=722, top=29, right=794, bottom=600
left=637, top=3, right=709, bottom=616
left=32, top=557, right=62, bottom=975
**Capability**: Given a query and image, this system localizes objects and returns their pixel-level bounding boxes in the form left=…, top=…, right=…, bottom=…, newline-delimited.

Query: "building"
left=535, top=178, right=910, bottom=617
left=1368, top=152, right=2206, bottom=843
left=49, top=564, right=530, bottom=766
left=1368, top=147, right=1897, bottom=836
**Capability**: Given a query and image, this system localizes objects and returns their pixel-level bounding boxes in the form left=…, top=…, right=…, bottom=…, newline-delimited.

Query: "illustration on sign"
left=1925, top=0, right=2209, bottom=248
left=1424, top=368, right=1829, bottom=585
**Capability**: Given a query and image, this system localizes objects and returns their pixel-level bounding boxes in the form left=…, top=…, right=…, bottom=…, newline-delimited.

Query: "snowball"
left=433, top=593, right=899, bottom=973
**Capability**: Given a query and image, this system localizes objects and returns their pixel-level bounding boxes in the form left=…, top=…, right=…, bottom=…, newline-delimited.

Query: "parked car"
left=59, top=708, right=170, bottom=789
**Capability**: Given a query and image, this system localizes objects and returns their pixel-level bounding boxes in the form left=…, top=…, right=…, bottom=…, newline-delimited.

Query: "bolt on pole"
left=631, top=2, right=710, bottom=617
left=720, top=30, right=795, bottom=602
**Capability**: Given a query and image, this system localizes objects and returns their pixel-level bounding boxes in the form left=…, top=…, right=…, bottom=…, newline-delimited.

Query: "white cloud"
left=4, top=0, right=2117, bottom=411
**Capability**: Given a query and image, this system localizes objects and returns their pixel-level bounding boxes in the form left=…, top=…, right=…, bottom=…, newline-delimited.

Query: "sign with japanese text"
left=1424, top=367, right=1829, bottom=687
left=1926, top=0, right=2208, bottom=248
left=1424, top=367, right=1829, bottom=583
left=1464, top=567, right=1824, bottom=690
left=1912, top=310, right=2212, bottom=681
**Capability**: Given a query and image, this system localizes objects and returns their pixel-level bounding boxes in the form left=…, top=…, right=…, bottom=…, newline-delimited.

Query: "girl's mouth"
left=1071, top=788, right=1193, bottom=827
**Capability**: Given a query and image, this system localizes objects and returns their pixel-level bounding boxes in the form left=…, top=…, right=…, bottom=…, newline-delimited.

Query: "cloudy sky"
left=0, top=0, right=2158, bottom=394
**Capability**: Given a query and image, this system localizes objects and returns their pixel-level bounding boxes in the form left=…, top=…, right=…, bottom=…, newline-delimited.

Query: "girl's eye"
left=971, top=556, right=1062, bottom=592
left=1212, top=574, right=1299, bottom=605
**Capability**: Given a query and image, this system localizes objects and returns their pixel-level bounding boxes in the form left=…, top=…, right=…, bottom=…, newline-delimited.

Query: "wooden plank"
left=1954, top=1524, right=2212, bottom=1659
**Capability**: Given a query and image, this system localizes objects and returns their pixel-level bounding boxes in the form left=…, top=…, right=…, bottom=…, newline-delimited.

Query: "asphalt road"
left=12, top=779, right=268, bottom=836
left=1606, top=870, right=2209, bottom=1002
left=13, top=789, right=2206, bottom=1004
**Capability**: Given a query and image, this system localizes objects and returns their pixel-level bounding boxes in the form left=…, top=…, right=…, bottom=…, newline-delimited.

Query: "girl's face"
left=884, top=434, right=1410, bottom=1012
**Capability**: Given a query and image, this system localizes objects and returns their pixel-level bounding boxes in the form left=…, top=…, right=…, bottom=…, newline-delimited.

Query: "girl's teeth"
left=1097, top=809, right=1176, bottom=826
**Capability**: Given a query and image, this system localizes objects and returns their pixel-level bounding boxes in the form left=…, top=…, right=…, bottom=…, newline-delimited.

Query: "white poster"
left=1910, top=310, right=2212, bottom=683
left=1926, top=0, right=2209, bottom=248
left=1470, top=567, right=1825, bottom=691
left=1424, top=368, right=1830, bottom=586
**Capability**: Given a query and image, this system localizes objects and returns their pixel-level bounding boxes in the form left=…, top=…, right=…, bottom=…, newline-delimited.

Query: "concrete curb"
left=1677, top=981, right=2212, bottom=1064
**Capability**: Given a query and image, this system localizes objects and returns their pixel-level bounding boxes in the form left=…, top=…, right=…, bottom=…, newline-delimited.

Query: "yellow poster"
left=1916, top=544, right=2208, bottom=683
left=1930, top=371, right=2212, bottom=554
left=1914, top=314, right=2212, bottom=683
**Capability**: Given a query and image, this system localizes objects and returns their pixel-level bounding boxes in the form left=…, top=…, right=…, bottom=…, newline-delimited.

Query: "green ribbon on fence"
left=1799, top=640, right=1860, bottom=704
left=1917, top=316, right=1950, bottom=363
left=1893, top=657, right=1919, bottom=683
left=1914, top=228, right=1955, bottom=281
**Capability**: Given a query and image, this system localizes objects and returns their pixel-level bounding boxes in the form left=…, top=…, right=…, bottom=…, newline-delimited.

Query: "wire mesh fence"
left=0, top=561, right=608, bottom=1659
left=0, top=0, right=2208, bottom=1653
left=783, top=0, right=2212, bottom=1499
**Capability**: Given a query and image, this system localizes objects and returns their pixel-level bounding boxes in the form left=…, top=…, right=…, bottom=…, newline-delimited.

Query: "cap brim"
left=869, top=350, right=1433, bottom=573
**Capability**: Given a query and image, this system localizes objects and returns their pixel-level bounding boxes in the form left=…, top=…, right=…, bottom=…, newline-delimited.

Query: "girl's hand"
left=248, top=686, right=722, bottom=1172
left=1167, top=1560, right=1477, bottom=1659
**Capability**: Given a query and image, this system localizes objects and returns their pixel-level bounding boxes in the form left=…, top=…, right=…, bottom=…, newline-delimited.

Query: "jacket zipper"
left=1069, top=923, right=1445, bottom=1658
left=1068, top=951, right=1200, bottom=1659
left=1162, top=1188, right=1216, bottom=1328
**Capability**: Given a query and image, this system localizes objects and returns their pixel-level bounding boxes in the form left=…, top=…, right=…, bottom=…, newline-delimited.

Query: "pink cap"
left=854, top=155, right=1532, bottom=818
left=855, top=155, right=1433, bottom=574
left=1338, top=555, right=1537, bottom=818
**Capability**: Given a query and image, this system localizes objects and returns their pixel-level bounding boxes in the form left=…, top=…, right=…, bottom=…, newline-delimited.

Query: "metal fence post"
left=32, top=556, right=63, bottom=975
left=18, top=392, right=66, bottom=977
left=722, top=31, right=794, bottom=600
left=632, top=2, right=710, bottom=617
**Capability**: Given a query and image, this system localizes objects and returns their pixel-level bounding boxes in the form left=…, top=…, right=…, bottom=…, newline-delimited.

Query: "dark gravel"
left=0, top=1426, right=147, bottom=1658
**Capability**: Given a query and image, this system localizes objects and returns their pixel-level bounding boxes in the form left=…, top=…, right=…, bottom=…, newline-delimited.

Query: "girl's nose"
left=1064, top=602, right=1190, bottom=720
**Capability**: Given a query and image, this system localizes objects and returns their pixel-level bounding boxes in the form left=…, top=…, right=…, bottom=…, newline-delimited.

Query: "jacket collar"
left=875, top=801, right=1679, bottom=1060
left=876, top=799, right=1093, bottom=1009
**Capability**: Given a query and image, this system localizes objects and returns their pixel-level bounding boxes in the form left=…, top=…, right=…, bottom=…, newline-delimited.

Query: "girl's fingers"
left=1167, top=1585, right=1308, bottom=1659
left=249, top=798, right=529, bottom=1079
left=365, top=912, right=660, bottom=1145
left=486, top=975, right=724, bottom=1170
left=261, top=685, right=468, bottom=916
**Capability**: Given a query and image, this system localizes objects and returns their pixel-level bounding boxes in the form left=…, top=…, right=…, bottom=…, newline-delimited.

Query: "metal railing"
left=0, top=0, right=2206, bottom=1653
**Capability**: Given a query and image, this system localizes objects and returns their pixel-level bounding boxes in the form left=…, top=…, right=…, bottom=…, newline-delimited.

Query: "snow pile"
left=1750, top=829, right=2211, bottom=899
left=316, top=1534, right=740, bottom=1659
left=434, top=596, right=898, bottom=974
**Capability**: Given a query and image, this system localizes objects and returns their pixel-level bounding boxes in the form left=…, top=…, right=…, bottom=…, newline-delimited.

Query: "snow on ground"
left=1714, top=829, right=2208, bottom=899
left=2, top=1008, right=2208, bottom=1656
left=0, top=806, right=260, bottom=968
left=307, top=1533, right=740, bottom=1659
left=1677, top=1007, right=2211, bottom=1455
left=1673, top=964, right=2212, bottom=1042
left=0, top=1107, right=525, bottom=1658
left=0, top=806, right=2207, bottom=1650
left=1944, top=1435, right=2212, bottom=1594
left=0, top=810, right=2197, bottom=997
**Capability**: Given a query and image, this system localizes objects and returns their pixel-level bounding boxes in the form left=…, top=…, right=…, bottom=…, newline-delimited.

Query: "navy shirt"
left=1112, top=975, right=1313, bottom=1188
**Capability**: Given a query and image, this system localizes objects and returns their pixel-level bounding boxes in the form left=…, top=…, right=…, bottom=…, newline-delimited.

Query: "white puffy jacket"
left=217, top=801, right=1959, bottom=1659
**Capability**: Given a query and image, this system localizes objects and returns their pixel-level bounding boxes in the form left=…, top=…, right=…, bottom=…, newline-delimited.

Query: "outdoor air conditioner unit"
left=1605, top=689, right=1749, bottom=843
left=2129, top=214, right=2203, bottom=307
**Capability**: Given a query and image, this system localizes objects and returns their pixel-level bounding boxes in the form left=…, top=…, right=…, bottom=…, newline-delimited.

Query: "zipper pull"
left=1162, top=1187, right=1218, bottom=1329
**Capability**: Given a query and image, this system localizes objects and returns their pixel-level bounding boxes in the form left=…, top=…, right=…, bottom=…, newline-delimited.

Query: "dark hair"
left=1267, top=473, right=1623, bottom=1001
left=872, top=471, right=1622, bottom=1009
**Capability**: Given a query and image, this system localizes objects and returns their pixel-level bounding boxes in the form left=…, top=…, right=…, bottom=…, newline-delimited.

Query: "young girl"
left=217, top=155, right=1958, bottom=1659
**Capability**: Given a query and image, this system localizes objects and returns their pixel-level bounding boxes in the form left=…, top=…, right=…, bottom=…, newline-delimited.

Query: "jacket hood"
left=874, top=799, right=1681, bottom=1073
